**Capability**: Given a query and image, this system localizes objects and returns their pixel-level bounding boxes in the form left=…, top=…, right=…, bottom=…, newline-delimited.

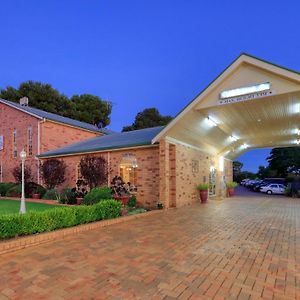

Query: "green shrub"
left=0, top=183, right=16, bottom=197
left=196, top=184, right=209, bottom=191
left=83, top=187, right=112, bottom=205
left=25, top=182, right=46, bottom=198
left=226, top=182, right=238, bottom=188
left=42, top=189, right=59, bottom=200
left=127, top=195, right=137, bottom=208
left=6, top=185, right=22, bottom=197
left=60, top=188, right=77, bottom=204
left=0, top=199, right=121, bottom=239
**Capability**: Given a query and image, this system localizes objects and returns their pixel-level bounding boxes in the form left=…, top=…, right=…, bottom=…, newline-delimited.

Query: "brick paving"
left=0, top=195, right=300, bottom=299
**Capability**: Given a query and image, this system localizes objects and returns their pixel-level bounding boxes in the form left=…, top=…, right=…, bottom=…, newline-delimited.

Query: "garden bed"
left=0, top=208, right=164, bottom=255
left=0, top=199, right=121, bottom=239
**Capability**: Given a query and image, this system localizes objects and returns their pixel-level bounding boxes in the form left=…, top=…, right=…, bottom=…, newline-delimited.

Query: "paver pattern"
left=0, top=194, right=299, bottom=299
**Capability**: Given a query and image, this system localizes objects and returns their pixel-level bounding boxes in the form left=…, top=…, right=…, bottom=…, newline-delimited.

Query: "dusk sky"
left=1, top=1, right=299, bottom=173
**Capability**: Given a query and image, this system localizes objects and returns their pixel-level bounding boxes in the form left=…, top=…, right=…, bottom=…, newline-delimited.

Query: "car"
left=259, top=183, right=286, bottom=195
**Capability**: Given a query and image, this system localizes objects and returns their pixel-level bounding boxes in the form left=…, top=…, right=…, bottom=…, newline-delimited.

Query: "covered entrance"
left=153, top=53, right=300, bottom=208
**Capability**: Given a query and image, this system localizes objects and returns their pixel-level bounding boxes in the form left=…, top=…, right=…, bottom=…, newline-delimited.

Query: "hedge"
left=0, top=199, right=121, bottom=239
left=83, top=187, right=112, bottom=205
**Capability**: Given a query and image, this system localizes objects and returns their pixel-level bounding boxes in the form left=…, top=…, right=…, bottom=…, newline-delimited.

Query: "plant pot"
left=32, top=193, right=40, bottom=199
left=120, top=196, right=130, bottom=205
left=199, top=190, right=208, bottom=203
left=76, top=197, right=83, bottom=205
left=227, top=188, right=235, bottom=197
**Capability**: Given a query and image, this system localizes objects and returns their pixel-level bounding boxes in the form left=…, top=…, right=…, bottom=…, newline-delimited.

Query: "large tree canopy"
left=122, top=108, right=173, bottom=132
left=267, top=147, right=300, bottom=177
left=0, top=81, right=112, bottom=127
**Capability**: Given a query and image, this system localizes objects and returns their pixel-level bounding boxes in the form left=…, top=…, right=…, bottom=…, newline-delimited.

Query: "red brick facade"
left=0, top=102, right=233, bottom=208
left=41, top=139, right=232, bottom=209
left=54, top=146, right=160, bottom=208
left=0, top=102, right=101, bottom=183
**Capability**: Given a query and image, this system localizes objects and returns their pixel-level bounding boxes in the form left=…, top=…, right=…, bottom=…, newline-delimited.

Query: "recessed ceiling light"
left=257, top=119, right=261, bottom=122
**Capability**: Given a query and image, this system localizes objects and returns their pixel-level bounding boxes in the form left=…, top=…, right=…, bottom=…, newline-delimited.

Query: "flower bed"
left=0, top=199, right=121, bottom=239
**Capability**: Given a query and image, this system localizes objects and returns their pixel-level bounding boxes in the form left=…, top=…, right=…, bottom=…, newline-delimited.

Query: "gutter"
left=38, top=143, right=159, bottom=159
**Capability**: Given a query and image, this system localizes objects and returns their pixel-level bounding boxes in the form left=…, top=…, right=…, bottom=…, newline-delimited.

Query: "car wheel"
left=266, top=190, right=272, bottom=195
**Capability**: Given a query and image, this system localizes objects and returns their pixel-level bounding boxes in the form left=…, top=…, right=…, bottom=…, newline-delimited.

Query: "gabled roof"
left=0, top=98, right=112, bottom=134
left=152, top=53, right=300, bottom=144
left=38, top=126, right=164, bottom=158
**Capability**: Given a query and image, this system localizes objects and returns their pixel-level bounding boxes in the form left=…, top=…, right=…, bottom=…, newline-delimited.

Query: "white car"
left=260, top=184, right=286, bottom=195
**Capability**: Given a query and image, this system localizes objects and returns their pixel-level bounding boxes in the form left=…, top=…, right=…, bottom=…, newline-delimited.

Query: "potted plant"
left=74, top=179, right=88, bottom=205
left=110, top=176, right=131, bottom=205
left=32, top=192, right=41, bottom=199
left=226, top=182, right=238, bottom=197
left=196, top=184, right=209, bottom=203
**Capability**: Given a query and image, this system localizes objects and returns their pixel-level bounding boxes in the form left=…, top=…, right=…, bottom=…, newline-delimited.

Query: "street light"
left=19, top=149, right=27, bottom=214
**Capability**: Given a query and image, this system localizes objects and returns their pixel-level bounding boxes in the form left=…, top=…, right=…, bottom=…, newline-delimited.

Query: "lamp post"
left=19, top=149, right=27, bottom=214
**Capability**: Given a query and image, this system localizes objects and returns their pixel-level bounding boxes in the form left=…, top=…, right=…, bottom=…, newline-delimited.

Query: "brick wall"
left=46, top=146, right=160, bottom=208
left=159, top=139, right=233, bottom=208
left=0, top=102, right=102, bottom=184
left=40, top=121, right=100, bottom=153
left=0, top=103, right=40, bottom=182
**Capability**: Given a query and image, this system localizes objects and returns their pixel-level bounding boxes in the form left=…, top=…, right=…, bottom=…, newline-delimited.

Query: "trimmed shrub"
left=127, top=195, right=137, bottom=208
left=0, top=183, right=16, bottom=197
left=6, top=185, right=22, bottom=197
left=42, top=189, right=59, bottom=200
left=83, top=187, right=112, bottom=205
left=60, top=188, right=77, bottom=205
left=0, top=199, right=121, bottom=239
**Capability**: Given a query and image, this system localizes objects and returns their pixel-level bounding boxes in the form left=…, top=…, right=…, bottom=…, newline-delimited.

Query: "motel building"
left=1, top=53, right=300, bottom=208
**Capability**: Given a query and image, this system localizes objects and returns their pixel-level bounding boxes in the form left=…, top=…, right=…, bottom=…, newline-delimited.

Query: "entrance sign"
left=0, top=136, right=3, bottom=151
left=219, top=82, right=273, bottom=105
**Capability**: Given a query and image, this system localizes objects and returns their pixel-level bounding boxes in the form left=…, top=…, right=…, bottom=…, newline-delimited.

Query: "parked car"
left=253, top=178, right=286, bottom=192
left=240, top=179, right=250, bottom=186
left=260, top=183, right=286, bottom=195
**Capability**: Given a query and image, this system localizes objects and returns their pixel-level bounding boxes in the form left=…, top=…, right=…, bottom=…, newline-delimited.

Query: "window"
left=119, top=154, right=138, bottom=190
left=28, top=126, right=33, bottom=156
left=12, top=129, right=17, bottom=158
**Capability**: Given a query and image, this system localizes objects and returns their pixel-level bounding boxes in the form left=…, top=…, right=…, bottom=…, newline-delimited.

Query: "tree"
left=0, top=81, right=112, bottom=127
left=12, top=164, right=32, bottom=184
left=70, top=94, right=112, bottom=127
left=40, top=159, right=66, bottom=189
left=122, top=108, right=173, bottom=132
left=267, top=147, right=300, bottom=177
left=233, top=161, right=243, bottom=182
left=79, top=155, right=108, bottom=189
left=0, top=81, right=70, bottom=114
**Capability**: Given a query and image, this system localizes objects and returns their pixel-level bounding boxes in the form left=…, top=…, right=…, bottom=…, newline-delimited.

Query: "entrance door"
left=209, top=167, right=216, bottom=196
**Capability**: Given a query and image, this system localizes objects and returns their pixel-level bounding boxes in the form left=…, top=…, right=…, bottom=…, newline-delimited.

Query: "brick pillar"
left=159, top=139, right=170, bottom=208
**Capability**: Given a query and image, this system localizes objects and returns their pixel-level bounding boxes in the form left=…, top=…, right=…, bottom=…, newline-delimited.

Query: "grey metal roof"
left=38, top=126, right=164, bottom=157
left=0, top=98, right=112, bottom=134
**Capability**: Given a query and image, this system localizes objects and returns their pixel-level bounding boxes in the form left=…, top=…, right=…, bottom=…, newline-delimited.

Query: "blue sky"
left=1, top=0, right=299, bottom=173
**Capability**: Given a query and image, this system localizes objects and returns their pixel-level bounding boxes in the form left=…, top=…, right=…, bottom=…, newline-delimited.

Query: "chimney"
left=19, top=97, right=29, bottom=107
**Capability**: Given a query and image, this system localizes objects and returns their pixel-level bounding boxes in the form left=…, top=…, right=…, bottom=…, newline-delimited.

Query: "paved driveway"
left=0, top=196, right=299, bottom=300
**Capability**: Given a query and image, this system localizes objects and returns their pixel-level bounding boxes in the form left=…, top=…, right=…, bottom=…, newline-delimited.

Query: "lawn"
left=0, top=199, right=57, bottom=215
